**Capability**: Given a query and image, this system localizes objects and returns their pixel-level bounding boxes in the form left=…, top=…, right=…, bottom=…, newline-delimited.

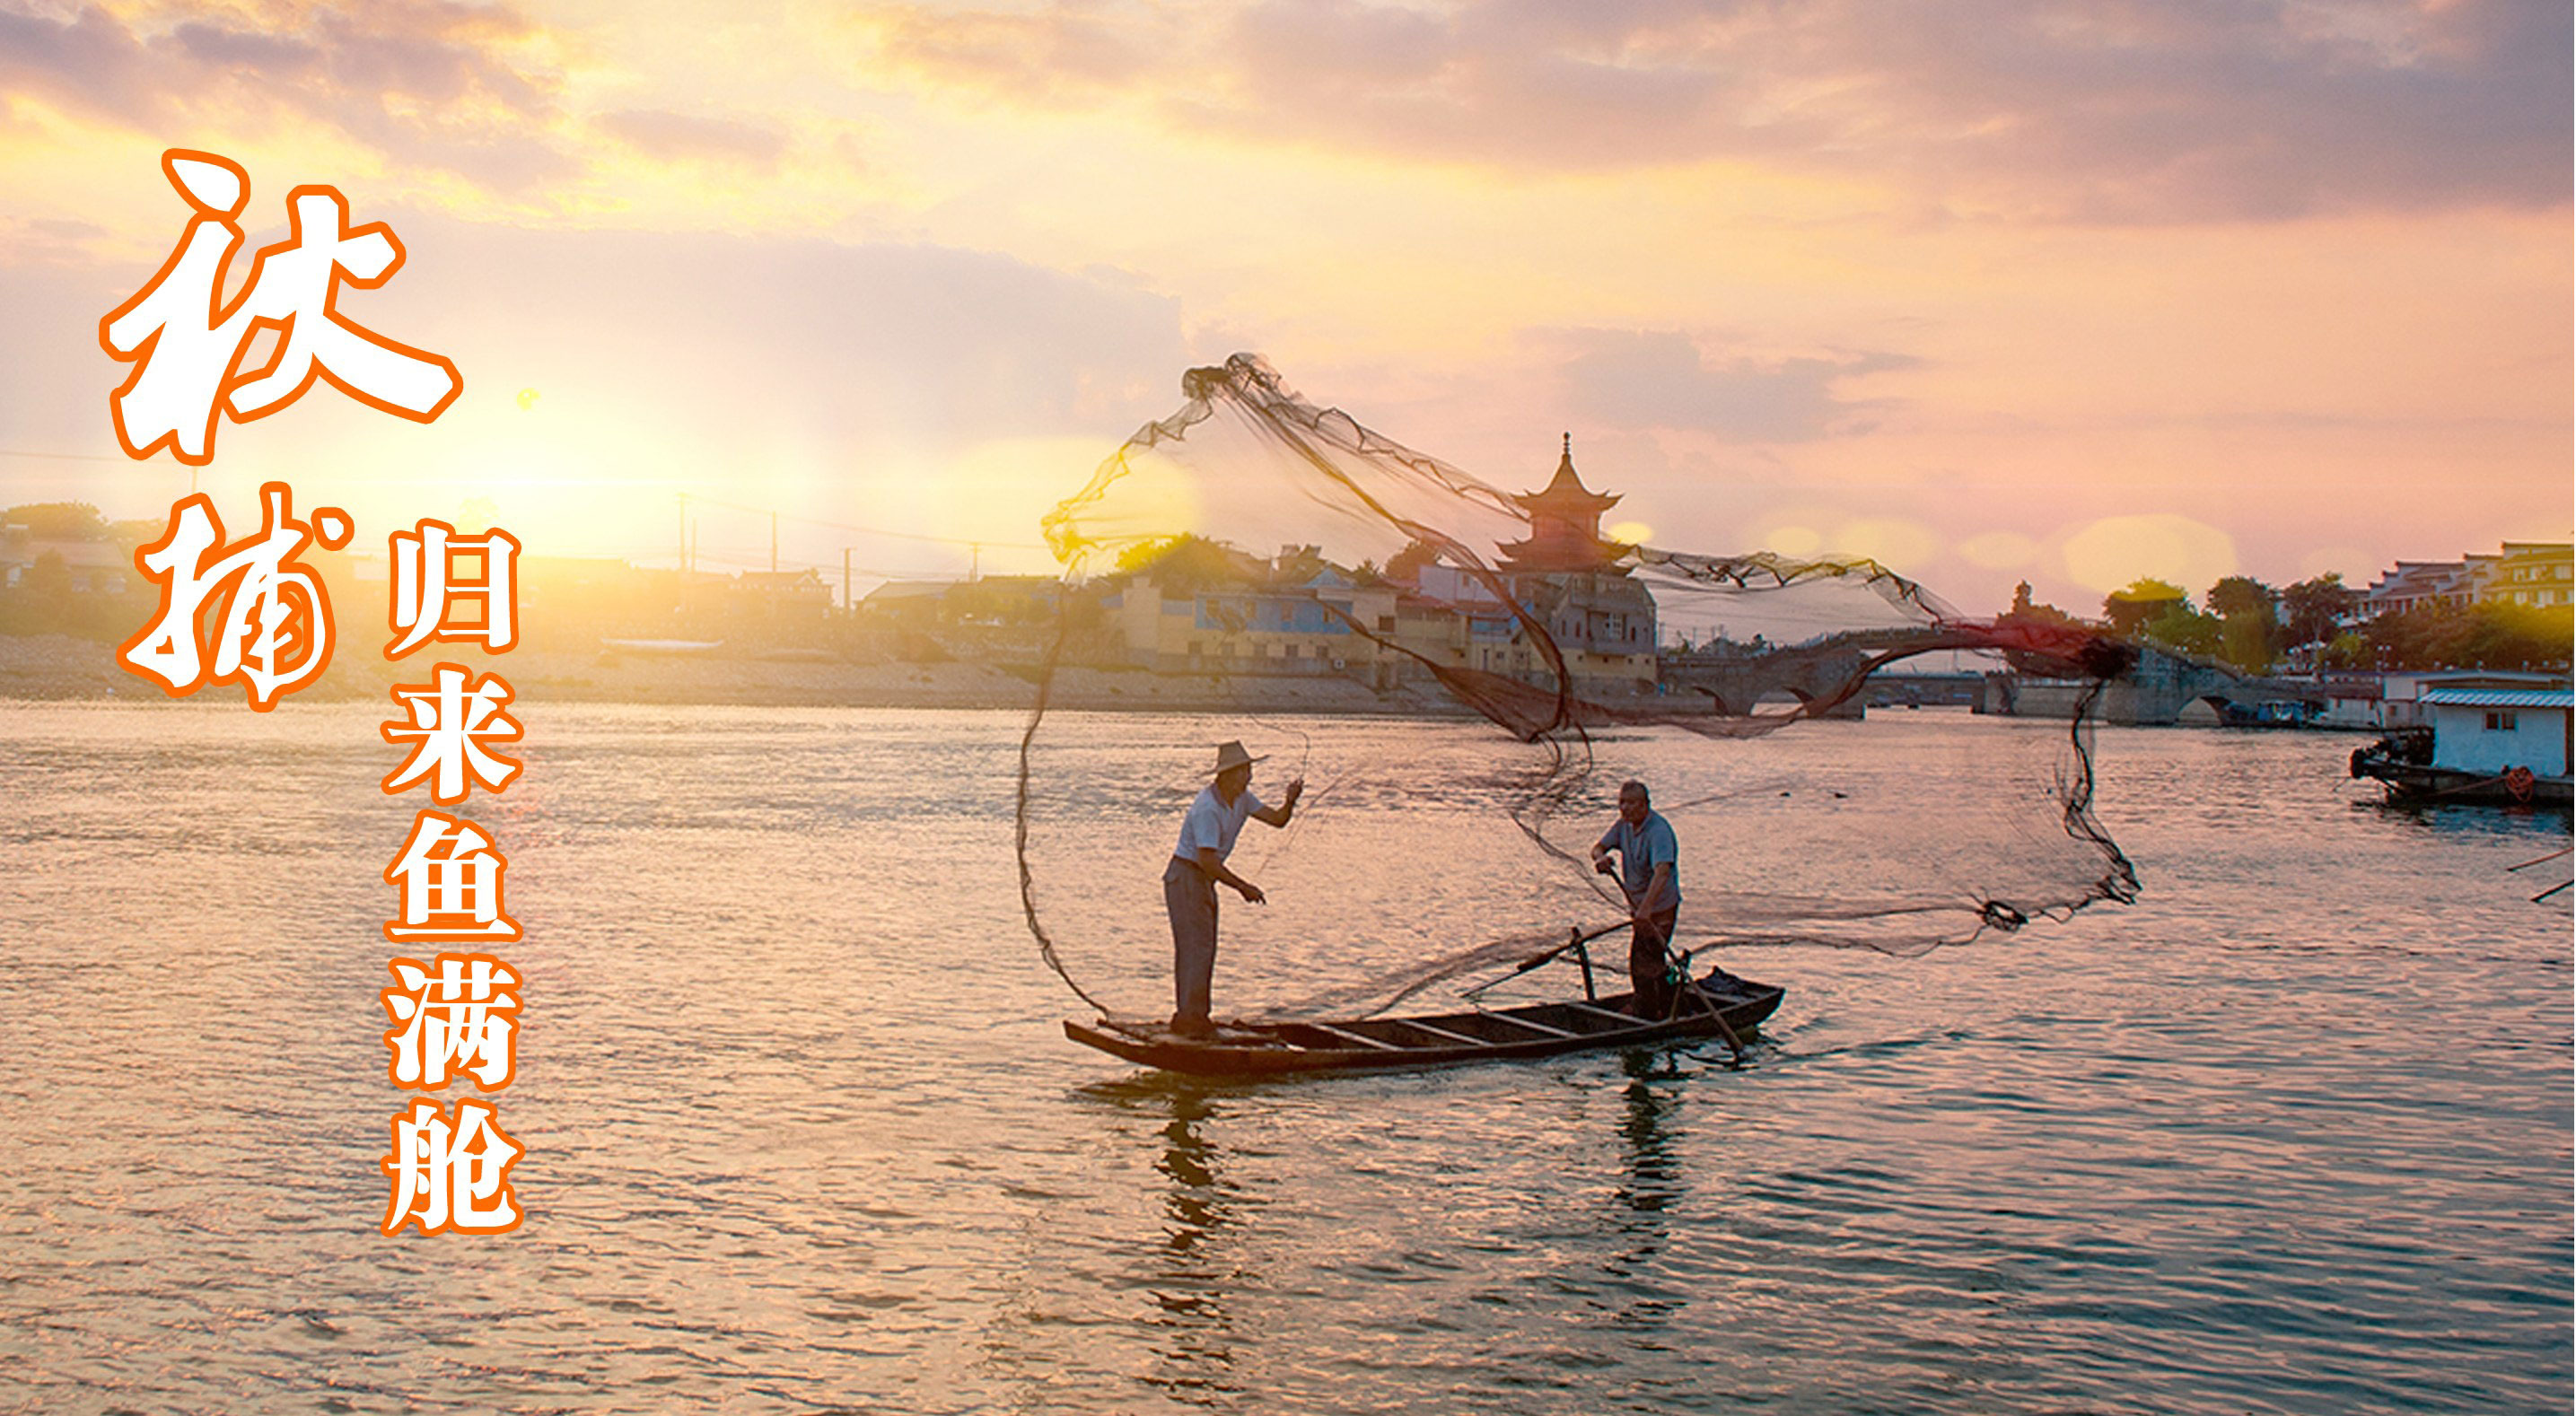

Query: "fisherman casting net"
left=1017, top=354, right=2137, bottom=1023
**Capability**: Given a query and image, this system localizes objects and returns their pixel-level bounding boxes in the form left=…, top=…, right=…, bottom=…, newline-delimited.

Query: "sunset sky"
left=1, top=0, right=2566, bottom=615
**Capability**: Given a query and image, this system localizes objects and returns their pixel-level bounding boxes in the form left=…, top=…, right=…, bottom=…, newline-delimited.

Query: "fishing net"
left=1016, top=354, right=2137, bottom=1023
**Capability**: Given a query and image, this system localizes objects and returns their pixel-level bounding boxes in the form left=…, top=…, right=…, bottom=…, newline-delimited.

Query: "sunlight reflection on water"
left=0, top=702, right=2566, bottom=1415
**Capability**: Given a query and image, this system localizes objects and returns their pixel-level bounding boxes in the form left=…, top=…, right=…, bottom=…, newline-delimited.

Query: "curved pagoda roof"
left=1497, top=435, right=1629, bottom=574
left=1511, top=436, right=1621, bottom=518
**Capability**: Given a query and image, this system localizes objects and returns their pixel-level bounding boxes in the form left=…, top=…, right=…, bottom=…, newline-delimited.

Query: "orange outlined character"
left=381, top=953, right=521, bottom=1090
left=381, top=1097, right=524, bottom=1236
left=388, top=520, right=520, bottom=658
left=101, top=149, right=462, bottom=467
left=384, top=810, right=521, bottom=942
left=119, top=480, right=351, bottom=710
left=381, top=665, right=522, bottom=803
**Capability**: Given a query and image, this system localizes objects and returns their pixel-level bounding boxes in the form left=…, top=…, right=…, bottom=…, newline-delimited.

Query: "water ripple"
left=0, top=705, right=2565, bottom=1414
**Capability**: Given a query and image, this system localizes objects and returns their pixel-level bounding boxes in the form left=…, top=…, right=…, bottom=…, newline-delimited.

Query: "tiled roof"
left=2419, top=687, right=2572, bottom=709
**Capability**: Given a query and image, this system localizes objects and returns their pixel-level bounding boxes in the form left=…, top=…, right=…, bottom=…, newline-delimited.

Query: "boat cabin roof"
left=2419, top=687, right=2572, bottom=710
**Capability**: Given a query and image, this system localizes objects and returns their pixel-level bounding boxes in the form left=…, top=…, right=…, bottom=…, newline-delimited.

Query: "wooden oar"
left=1679, top=971, right=1747, bottom=1061
left=1508, top=919, right=1632, bottom=977
left=1459, top=919, right=1630, bottom=1005
left=1647, top=913, right=1746, bottom=1061
left=2506, top=847, right=2572, bottom=872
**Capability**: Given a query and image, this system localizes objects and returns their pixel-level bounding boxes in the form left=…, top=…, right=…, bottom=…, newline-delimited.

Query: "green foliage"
left=2360, top=600, right=2573, bottom=671
left=2202, top=575, right=2280, bottom=671
left=2103, top=578, right=2188, bottom=637
left=1113, top=533, right=1254, bottom=593
left=1112, top=536, right=1178, bottom=573
left=1386, top=538, right=1441, bottom=585
left=2205, top=575, right=2277, bottom=619
left=2279, top=573, right=2361, bottom=648
left=2218, top=613, right=2276, bottom=673
left=21, top=549, right=72, bottom=599
left=0, top=549, right=136, bottom=640
left=2321, top=631, right=2370, bottom=670
left=2003, top=580, right=2086, bottom=628
left=3, top=503, right=110, bottom=541
left=2141, top=601, right=2221, bottom=656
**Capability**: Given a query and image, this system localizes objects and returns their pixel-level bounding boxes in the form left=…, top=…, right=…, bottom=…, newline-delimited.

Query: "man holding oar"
left=1164, top=740, right=1302, bottom=1038
left=1591, top=779, right=1682, bottom=1018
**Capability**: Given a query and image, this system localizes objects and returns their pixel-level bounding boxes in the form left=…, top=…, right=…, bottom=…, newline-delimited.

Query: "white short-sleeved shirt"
left=1174, top=784, right=1266, bottom=865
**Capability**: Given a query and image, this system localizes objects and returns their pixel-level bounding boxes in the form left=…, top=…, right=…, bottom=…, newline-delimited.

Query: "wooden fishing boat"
left=1064, top=969, right=1783, bottom=1078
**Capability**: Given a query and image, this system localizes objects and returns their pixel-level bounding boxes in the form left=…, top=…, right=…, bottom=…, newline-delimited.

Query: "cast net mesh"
left=1017, top=355, right=2136, bottom=1023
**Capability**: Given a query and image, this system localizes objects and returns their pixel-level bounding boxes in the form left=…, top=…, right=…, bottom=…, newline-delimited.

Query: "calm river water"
left=1, top=702, right=2567, bottom=1415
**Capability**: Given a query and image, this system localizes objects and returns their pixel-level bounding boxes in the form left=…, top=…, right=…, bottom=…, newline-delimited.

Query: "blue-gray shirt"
left=1598, top=811, right=1681, bottom=912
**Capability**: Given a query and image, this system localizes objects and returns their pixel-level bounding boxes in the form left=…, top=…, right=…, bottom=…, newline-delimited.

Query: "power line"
left=0, top=448, right=133, bottom=464
left=678, top=491, right=1047, bottom=550
left=0, top=446, right=1060, bottom=555
left=679, top=546, right=954, bottom=581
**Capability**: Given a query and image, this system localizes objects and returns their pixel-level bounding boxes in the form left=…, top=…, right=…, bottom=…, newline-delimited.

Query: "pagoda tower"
left=1495, top=435, right=1629, bottom=574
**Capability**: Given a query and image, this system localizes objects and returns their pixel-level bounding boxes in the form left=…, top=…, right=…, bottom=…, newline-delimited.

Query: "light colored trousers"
left=1163, top=856, right=1219, bottom=1023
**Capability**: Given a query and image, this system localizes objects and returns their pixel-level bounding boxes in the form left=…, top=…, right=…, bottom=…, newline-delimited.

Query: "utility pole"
left=969, top=542, right=981, bottom=581
left=843, top=547, right=854, bottom=613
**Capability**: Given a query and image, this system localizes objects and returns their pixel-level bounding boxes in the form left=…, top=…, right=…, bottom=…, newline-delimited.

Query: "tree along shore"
left=0, top=634, right=1485, bottom=716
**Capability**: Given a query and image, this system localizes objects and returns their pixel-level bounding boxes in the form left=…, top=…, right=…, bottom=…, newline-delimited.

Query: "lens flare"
left=2060, top=514, right=2237, bottom=594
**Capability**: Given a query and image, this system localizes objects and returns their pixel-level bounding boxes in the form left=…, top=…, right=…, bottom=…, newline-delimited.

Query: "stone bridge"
left=1981, top=645, right=2326, bottom=725
left=1657, top=630, right=1931, bottom=719
left=1663, top=635, right=2321, bottom=726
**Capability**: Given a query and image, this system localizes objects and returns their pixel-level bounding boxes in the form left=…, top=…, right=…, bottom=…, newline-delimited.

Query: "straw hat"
left=1209, top=740, right=1266, bottom=775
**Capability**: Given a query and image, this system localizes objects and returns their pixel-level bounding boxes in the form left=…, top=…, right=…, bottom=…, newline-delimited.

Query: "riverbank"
left=2, top=633, right=2472, bottom=730
left=0, top=634, right=1477, bottom=715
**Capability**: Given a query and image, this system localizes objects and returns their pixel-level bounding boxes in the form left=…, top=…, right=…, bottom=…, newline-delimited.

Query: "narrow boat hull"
left=2353, top=757, right=2573, bottom=806
left=1065, top=975, right=1783, bottom=1077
